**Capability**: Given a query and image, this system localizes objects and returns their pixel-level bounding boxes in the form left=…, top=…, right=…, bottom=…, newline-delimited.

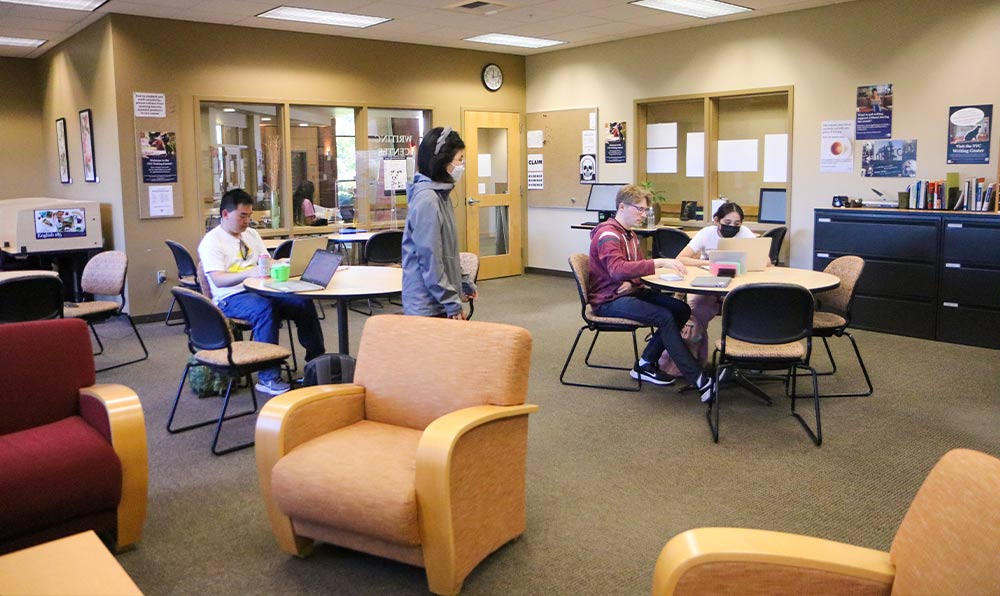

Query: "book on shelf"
left=904, top=177, right=996, bottom=212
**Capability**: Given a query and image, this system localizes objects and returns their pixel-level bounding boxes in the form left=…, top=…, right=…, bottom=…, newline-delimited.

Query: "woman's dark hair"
left=713, top=201, right=744, bottom=221
left=292, top=180, right=315, bottom=225
left=417, top=127, right=465, bottom=183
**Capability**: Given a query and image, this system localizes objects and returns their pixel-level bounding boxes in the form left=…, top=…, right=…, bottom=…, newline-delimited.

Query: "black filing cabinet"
left=938, top=216, right=1000, bottom=348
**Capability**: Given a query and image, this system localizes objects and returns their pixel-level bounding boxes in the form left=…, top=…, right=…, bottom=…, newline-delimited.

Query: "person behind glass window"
left=292, top=180, right=317, bottom=226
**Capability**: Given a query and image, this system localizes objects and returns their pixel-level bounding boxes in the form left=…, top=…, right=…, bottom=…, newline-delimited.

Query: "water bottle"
left=258, top=253, right=271, bottom=278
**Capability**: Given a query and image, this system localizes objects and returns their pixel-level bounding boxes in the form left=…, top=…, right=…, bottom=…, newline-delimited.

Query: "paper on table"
left=686, top=132, right=705, bottom=177
left=763, top=134, right=788, bottom=182
left=647, top=123, right=678, bottom=148
left=718, top=139, right=758, bottom=172
left=647, top=148, right=677, bottom=174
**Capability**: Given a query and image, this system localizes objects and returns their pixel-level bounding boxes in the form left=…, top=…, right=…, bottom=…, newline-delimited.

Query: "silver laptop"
left=287, top=236, right=330, bottom=278
left=265, top=250, right=343, bottom=293
left=691, top=276, right=731, bottom=288
left=708, top=250, right=748, bottom=275
left=718, top=237, right=771, bottom=271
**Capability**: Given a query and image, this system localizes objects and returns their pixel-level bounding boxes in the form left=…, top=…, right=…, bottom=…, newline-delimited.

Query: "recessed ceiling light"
left=223, top=108, right=236, bottom=113
left=257, top=6, right=391, bottom=28
left=464, top=33, right=564, bottom=49
left=1, top=0, right=107, bottom=10
left=0, top=36, right=47, bottom=48
left=630, top=0, right=750, bottom=19
left=298, top=123, right=309, bottom=127
left=261, top=117, right=272, bottom=122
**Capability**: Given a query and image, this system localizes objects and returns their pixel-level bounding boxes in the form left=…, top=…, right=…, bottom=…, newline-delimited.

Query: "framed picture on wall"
left=79, top=108, right=97, bottom=182
left=56, top=117, right=71, bottom=184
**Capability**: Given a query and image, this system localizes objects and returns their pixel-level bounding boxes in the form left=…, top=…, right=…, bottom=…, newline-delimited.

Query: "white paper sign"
left=477, top=154, right=492, bottom=178
left=133, top=92, right=166, bottom=118
left=582, top=130, right=597, bottom=155
left=149, top=185, right=174, bottom=216
left=589, top=112, right=597, bottom=129
left=527, top=154, right=543, bottom=190
left=686, top=132, right=705, bottom=177
left=478, top=183, right=487, bottom=194
left=527, top=130, right=544, bottom=148
left=647, top=123, right=678, bottom=148
left=820, top=120, right=855, bottom=173
left=383, top=159, right=407, bottom=192
left=717, top=139, right=759, bottom=172
left=763, top=134, right=788, bottom=182
left=647, top=148, right=678, bottom=174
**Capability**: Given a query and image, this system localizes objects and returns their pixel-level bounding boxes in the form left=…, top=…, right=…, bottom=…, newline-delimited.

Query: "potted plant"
left=639, top=180, right=667, bottom=226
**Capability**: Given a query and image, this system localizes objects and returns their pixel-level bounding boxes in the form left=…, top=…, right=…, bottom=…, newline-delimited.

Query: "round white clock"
left=482, top=63, right=503, bottom=92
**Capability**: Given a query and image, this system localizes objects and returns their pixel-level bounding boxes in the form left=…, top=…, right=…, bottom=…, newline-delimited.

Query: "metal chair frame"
left=165, top=240, right=200, bottom=326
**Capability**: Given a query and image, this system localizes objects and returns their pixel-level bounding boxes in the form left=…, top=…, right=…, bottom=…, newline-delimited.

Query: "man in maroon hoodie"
left=589, top=184, right=713, bottom=401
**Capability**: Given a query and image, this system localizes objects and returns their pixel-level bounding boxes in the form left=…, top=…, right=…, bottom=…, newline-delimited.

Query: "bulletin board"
left=133, top=91, right=184, bottom=219
left=526, top=107, right=598, bottom=208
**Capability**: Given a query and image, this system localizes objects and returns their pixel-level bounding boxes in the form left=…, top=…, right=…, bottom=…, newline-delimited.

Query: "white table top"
left=328, top=231, right=376, bottom=243
left=643, top=265, right=840, bottom=296
left=244, top=265, right=402, bottom=299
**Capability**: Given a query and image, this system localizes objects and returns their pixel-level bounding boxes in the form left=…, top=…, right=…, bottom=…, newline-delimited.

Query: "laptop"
left=287, top=236, right=330, bottom=278
left=707, top=250, right=748, bottom=275
left=265, top=250, right=343, bottom=292
left=691, top=276, right=731, bottom=288
left=718, top=237, right=772, bottom=271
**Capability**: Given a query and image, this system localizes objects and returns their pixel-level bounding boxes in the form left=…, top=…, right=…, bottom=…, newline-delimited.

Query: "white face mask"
left=450, top=164, right=465, bottom=182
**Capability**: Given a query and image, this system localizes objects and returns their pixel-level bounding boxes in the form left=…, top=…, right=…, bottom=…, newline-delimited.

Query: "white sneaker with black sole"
left=255, top=378, right=291, bottom=396
left=630, top=361, right=676, bottom=385
left=696, top=373, right=715, bottom=403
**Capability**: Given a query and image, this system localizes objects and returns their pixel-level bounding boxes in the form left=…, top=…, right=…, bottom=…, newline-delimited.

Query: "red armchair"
left=0, top=318, right=148, bottom=554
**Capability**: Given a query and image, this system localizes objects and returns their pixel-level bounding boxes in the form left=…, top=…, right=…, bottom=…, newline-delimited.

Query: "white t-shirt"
left=686, top=224, right=756, bottom=259
left=198, top=225, right=266, bottom=302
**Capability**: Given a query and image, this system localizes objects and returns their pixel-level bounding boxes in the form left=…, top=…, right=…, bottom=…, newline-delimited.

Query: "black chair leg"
left=790, top=364, right=822, bottom=446
left=705, top=357, right=723, bottom=443
left=88, top=322, right=105, bottom=356
left=799, top=333, right=874, bottom=399
left=167, top=363, right=257, bottom=436
left=211, top=376, right=259, bottom=455
left=95, top=314, right=151, bottom=373
left=284, top=320, right=298, bottom=372
left=560, top=326, right=641, bottom=392
left=165, top=295, right=185, bottom=326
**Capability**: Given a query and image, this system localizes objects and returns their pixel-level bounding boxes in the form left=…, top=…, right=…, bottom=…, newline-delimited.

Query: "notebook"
left=265, top=250, right=343, bottom=292
left=690, top=276, right=732, bottom=288
left=707, top=250, right=747, bottom=274
left=717, top=237, right=772, bottom=271
left=287, top=236, right=330, bottom=278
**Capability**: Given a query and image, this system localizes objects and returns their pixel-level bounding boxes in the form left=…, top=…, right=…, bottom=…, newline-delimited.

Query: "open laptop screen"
left=301, top=250, right=343, bottom=287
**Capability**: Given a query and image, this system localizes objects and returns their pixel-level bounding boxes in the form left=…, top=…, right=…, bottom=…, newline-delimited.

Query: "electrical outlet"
left=156, top=270, right=167, bottom=284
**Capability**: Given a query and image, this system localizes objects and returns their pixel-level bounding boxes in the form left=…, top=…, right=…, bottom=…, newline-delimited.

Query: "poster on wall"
left=856, top=84, right=893, bottom=140
left=861, top=139, right=917, bottom=177
left=79, top=108, right=97, bottom=182
left=947, top=104, right=992, bottom=164
left=56, top=117, right=71, bottom=184
left=579, top=154, right=597, bottom=184
left=383, top=158, right=407, bottom=193
left=604, top=121, right=626, bottom=164
left=139, top=131, right=177, bottom=183
left=820, top=120, right=855, bottom=173
left=527, top=154, right=543, bottom=190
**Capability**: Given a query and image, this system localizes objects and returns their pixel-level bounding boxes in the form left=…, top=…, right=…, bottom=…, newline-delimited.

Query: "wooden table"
left=643, top=266, right=840, bottom=296
left=0, top=531, right=142, bottom=595
left=244, top=266, right=402, bottom=354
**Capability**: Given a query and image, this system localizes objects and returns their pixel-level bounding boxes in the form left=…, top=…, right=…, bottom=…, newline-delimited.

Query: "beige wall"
left=526, top=0, right=1000, bottom=269
left=0, top=58, right=45, bottom=199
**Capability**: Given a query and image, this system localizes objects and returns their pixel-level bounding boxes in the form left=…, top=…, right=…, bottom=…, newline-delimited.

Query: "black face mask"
left=719, top=223, right=741, bottom=238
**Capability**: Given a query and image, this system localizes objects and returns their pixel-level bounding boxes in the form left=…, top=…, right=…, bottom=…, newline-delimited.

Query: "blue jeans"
left=218, top=291, right=325, bottom=382
left=595, top=289, right=701, bottom=385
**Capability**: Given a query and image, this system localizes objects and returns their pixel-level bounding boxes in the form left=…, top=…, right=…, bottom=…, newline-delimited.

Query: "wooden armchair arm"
left=653, top=528, right=895, bottom=596
left=415, top=403, right=539, bottom=596
left=78, top=384, right=148, bottom=552
left=255, top=384, right=366, bottom=556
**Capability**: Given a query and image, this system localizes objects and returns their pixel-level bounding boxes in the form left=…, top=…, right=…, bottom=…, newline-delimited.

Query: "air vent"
left=445, top=0, right=512, bottom=16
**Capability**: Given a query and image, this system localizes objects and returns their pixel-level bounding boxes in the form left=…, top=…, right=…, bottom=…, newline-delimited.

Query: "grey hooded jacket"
left=402, top=173, right=463, bottom=316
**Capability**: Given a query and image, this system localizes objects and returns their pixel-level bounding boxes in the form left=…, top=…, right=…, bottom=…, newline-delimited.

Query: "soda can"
left=258, top=253, right=271, bottom=277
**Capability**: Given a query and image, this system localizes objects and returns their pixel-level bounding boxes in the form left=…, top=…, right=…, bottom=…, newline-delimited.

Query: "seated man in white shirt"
left=198, top=188, right=325, bottom=396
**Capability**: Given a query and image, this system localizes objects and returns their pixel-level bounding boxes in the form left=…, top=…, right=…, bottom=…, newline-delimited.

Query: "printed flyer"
left=947, top=104, right=992, bottom=164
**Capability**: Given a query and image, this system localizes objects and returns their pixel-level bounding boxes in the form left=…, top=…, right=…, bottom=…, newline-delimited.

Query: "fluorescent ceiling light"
left=0, top=36, right=47, bottom=48
left=257, top=6, right=390, bottom=28
left=1, top=0, right=106, bottom=10
left=261, top=117, right=272, bottom=122
left=223, top=108, right=236, bottom=112
left=464, top=33, right=564, bottom=49
left=298, top=123, right=309, bottom=127
left=630, top=0, right=751, bottom=19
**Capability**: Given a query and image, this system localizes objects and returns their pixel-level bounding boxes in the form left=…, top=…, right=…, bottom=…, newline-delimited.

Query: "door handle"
left=467, top=197, right=480, bottom=205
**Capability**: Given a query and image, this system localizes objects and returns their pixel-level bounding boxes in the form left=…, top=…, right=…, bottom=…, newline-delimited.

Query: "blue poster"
left=140, top=131, right=178, bottom=183
left=947, top=104, right=992, bottom=164
left=861, top=139, right=917, bottom=178
left=604, top=121, right=626, bottom=164
left=856, top=84, right=893, bottom=140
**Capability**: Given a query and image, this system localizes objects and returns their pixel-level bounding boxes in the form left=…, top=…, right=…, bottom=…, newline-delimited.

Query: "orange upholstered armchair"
left=255, top=315, right=537, bottom=595
left=652, top=449, right=1000, bottom=596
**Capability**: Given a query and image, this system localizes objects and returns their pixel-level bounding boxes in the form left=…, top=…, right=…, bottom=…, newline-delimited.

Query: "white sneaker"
left=255, top=378, right=291, bottom=396
left=696, top=373, right=715, bottom=403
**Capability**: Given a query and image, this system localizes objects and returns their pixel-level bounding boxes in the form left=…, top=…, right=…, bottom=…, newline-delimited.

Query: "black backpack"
left=302, top=354, right=356, bottom=386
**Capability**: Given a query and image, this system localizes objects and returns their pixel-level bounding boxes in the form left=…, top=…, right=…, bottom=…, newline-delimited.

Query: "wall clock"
left=482, top=63, right=503, bottom=92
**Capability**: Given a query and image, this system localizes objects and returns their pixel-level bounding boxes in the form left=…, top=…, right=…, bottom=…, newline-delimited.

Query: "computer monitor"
left=585, top=183, right=625, bottom=217
left=758, top=188, right=786, bottom=224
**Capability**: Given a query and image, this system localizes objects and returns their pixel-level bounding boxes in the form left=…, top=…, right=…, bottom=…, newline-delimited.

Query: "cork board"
left=133, top=91, right=184, bottom=219
left=526, top=108, right=597, bottom=208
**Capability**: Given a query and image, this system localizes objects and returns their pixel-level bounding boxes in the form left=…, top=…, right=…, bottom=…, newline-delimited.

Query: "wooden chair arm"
left=255, top=383, right=366, bottom=556
left=653, top=528, right=895, bottom=596
left=78, top=384, right=148, bottom=552
left=415, top=403, right=539, bottom=596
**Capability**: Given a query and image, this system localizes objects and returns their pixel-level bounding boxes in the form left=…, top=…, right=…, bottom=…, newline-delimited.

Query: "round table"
left=244, top=266, right=402, bottom=354
left=642, top=266, right=840, bottom=295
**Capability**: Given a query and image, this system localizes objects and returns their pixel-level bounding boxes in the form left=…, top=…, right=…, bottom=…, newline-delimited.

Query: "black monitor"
left=757, top=188, right=786, bottom=224
left=585, top=183, right=625, bottom=218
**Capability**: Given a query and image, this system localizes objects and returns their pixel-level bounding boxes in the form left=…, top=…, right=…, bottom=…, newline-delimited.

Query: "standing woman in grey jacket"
left=401, top=127, right=476, bottom=318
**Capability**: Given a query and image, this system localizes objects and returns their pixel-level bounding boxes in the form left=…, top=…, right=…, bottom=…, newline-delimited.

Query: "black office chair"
left=652, top=228, right=691, bottom=259
left=708, top=283, right=822, bottom=445
left=560, top=253, right=646, bottom=392
left=168, top=287, right=291, bottom=455
left=165, top=240, right=200, bottom=326
left=761, top=226, right=788, bottom=265
left=272, top=239, right=293, bottom=260
left=351, top=230, right=403, bottom=315
left=0, top=274, right=63, bottom=323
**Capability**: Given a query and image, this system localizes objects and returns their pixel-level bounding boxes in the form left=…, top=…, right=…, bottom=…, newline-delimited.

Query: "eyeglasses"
left=625, top=203, right=649, bottom=216
left=239, top=238, right=249, bottom=260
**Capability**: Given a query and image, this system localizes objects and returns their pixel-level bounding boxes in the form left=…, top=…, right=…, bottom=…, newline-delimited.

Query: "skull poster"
left=579, top=154, right=597, bottom=184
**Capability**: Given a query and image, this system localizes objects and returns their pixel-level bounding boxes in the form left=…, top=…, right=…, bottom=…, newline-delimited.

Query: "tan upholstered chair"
left=256, top=315, right=537, bottom=595
left=810, top=255, right=873, bottom=398
left=652, top=448, right=1000, bottom=596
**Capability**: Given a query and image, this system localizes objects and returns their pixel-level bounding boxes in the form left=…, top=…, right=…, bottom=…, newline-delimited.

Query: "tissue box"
left=711, top=262, right=741, bottom=277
